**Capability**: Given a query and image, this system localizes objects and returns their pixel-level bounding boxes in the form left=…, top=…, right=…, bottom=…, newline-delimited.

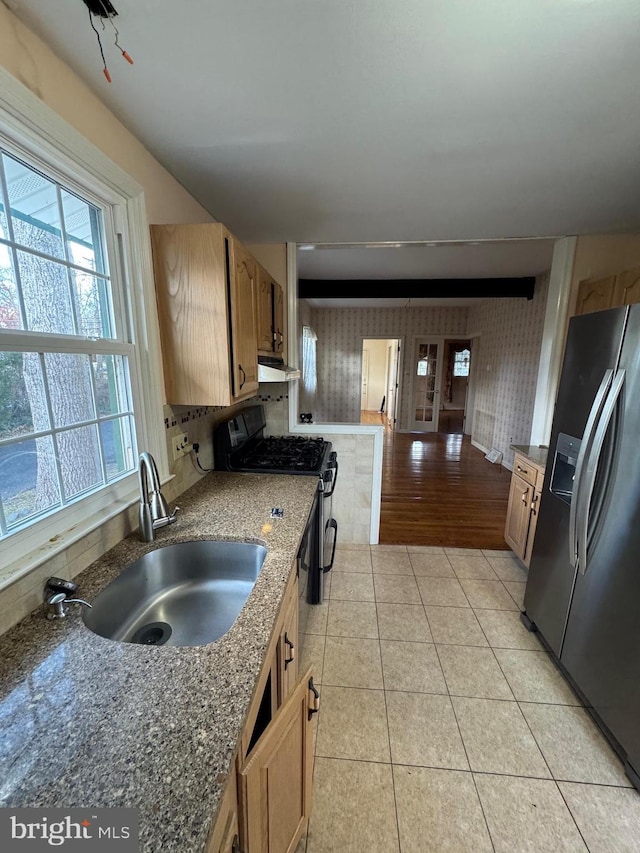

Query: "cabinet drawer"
left=513, top=453, right=539, bottom=488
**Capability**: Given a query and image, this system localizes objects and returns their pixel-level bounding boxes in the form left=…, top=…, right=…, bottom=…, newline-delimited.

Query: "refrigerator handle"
left=569, top=368, right=614, bottom=568
left=576, top=368, right=625, bottom=576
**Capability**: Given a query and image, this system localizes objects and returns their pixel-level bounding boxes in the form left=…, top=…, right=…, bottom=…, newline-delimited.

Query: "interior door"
left=410, top=338, right=441, bottom=431
left=386, top=342, right=399, bottom=429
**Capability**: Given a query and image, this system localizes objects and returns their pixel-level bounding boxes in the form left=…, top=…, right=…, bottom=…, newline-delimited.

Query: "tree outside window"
left=0, top=149, right=137, bottom=540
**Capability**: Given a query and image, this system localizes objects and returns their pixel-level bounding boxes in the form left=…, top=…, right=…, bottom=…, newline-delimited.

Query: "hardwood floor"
left=360, top=409, right=388, bottom=426
left=378, top=431, right=511, bottom=549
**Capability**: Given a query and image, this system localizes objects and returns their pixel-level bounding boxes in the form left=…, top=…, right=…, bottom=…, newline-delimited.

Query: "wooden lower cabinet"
left=504, top=453, right=545, bottom=567
left=277, top=579, right=299, bottom=705
left=238, top=668, right=314, bottom=853
left=207, top=574, right=317, bottom=853
left=504, top=472, right=533, bottom=559
left=207, top=770, right=239, bottom=853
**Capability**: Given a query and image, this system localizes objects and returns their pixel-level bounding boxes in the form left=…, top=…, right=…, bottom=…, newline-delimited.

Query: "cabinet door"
left=150, top=223, right=233, bottom=405
left=523, top=488, right=541, bottom=568
left=574, top=275, right=615, bottom=316
left=612, top=266, right=640, bottom=308
left=504, top=472, right=533, bottom=560
left=207, top=767, right=240, bottom=853
left=273, top=283, right=285, bottom=356
left=257, top=267, right=274, bottom=353
left=277, top=579, right=299, bottom=706
left=229, top=239, right=259, bottom=400
left=238, top=668, right=316, bottom=853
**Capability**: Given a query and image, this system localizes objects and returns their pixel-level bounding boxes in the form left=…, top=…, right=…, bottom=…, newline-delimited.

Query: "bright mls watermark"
left=0, top=808, right=138, bottom=850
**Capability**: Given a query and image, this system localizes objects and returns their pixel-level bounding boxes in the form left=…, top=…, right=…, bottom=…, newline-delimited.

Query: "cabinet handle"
left=232, top=835, right=245, bottom=853
left=308, top=677, right=320, bottom=721
left=521, top=490, right=529, bottom=505
left=530, top=493, right=539, bottom=516
left=516, top=465, right=529, bottom=476
left=238, top=364, right=246, bottom=389
left=284, top=632, right=295, bottom=668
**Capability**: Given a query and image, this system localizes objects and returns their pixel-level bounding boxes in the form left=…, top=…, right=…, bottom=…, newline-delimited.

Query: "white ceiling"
left=5, top=0, right=640, bottom=251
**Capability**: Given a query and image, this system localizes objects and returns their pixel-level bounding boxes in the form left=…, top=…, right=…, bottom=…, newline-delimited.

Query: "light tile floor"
left=298, top=544, right=640, bottom=853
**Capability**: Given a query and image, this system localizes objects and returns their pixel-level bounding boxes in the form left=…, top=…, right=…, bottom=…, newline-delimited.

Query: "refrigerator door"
left=523, top=307, right=627, bottom=655
left=560, top=304, right=640, bottom=778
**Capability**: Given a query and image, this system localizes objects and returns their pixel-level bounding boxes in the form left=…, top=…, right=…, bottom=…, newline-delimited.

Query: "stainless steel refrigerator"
left=523, top=303, right=640, bottom=789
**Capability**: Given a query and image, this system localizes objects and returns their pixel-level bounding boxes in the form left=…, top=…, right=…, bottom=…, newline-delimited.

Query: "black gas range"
left=213, top=405, right=338, bottom=606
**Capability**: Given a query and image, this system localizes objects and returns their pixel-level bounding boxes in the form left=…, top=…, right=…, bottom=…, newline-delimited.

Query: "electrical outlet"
left=172, top=432, right=191, bottom=460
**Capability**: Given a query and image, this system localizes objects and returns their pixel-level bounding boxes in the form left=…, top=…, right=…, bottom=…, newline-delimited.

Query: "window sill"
left=0, top=474, right=175, bottom=593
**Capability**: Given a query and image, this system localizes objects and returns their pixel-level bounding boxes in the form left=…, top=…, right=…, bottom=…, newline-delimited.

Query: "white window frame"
left=0, top=68, right=167, bottom=588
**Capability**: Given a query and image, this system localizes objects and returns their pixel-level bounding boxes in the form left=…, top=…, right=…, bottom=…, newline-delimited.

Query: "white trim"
left=369, top=426, right=383, bottom=544
left=0, top=68, right=168, bottom=577
left=286, top=241, right=300, bottom=431
left=529, top=237, right=576, bottom=446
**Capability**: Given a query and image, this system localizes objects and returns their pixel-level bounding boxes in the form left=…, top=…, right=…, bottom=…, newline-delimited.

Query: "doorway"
left=440, top=339, right=472, bottom=434
left=360, top=338, right=401, bottom=427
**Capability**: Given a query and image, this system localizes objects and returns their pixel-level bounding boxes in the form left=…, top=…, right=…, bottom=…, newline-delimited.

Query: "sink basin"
left=83, top=540, right=267, bottom=647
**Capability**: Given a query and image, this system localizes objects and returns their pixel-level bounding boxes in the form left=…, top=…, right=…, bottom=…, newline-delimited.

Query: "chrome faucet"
left=138, top=451, right=179, bottom=542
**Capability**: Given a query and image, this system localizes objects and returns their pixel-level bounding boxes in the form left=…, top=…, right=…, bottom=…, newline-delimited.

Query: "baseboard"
left=470, top=439, right=488, bottom=454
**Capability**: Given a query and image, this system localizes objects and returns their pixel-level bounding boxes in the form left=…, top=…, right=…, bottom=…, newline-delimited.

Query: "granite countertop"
left=511, top=444, right=549, bottom=468
left=0, top=472, right=317, bottom=852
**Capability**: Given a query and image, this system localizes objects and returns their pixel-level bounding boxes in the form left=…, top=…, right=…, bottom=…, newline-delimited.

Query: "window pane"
left=17, top=249, right=75, bottom=335
left=70, top=269, right=114, bottom=339
left=101, top=416, right=135, bottom=480
left=0, top=435, right=61, bottom=530
left=56, top=424, right=102, bottom=499
left=44, top=352, right=95, bottom=427
left=93, top=354, right=131, bottom=417
left=0, top=352, right=50, bottom=440
left=0, top=249, right=22, bottom=330
left=3, top=153, right=65, bottom=259
left=62, top=191, right=106, bottom=275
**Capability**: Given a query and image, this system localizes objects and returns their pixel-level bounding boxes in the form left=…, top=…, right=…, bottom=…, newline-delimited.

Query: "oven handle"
left=324, top=459, right=338, bottom=497
left=323, top=519, right=338, bottom=572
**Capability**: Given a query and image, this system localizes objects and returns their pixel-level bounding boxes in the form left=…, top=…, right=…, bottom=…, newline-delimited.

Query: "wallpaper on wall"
left=311, top=307, right=470, bottom=425
left=467, top=274, right=550, bottom=466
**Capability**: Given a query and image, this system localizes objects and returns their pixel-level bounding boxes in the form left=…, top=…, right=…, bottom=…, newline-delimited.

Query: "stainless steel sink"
left=83, top=540, right=267, bottom=647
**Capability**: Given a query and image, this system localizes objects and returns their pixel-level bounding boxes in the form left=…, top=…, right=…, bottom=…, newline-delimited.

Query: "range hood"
left=258, top=358, right=301, bottom=382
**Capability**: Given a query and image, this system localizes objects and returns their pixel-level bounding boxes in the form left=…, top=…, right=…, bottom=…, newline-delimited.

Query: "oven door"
left=297, top=489, right=320, bottom=629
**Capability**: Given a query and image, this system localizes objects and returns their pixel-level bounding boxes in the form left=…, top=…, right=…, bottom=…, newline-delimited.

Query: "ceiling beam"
left=298, top=277, right=536, bottom=300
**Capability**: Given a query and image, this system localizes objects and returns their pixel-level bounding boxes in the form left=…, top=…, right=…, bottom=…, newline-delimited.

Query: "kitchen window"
left=0, top=131, right=154, bottom=576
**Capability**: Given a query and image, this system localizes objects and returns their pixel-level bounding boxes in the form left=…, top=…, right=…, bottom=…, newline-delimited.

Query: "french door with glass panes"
left=410, top=337, right=442, bottom=431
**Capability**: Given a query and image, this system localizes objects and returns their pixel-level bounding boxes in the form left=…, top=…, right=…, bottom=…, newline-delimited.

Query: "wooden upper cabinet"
left=150, top=223, right=258, bottom=406
left=228, top=239, right=259, bottom=399
left=574, top=275, right=615, bottom=316
left=273, top=283, right=285, bottom=356
left=256, top=267, right=286, bottom=358
left=256, top=267, right=274, bottom=353
left=574, top=266, right=640, bottom=317
left=613, top=266, right=640, bottom=307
